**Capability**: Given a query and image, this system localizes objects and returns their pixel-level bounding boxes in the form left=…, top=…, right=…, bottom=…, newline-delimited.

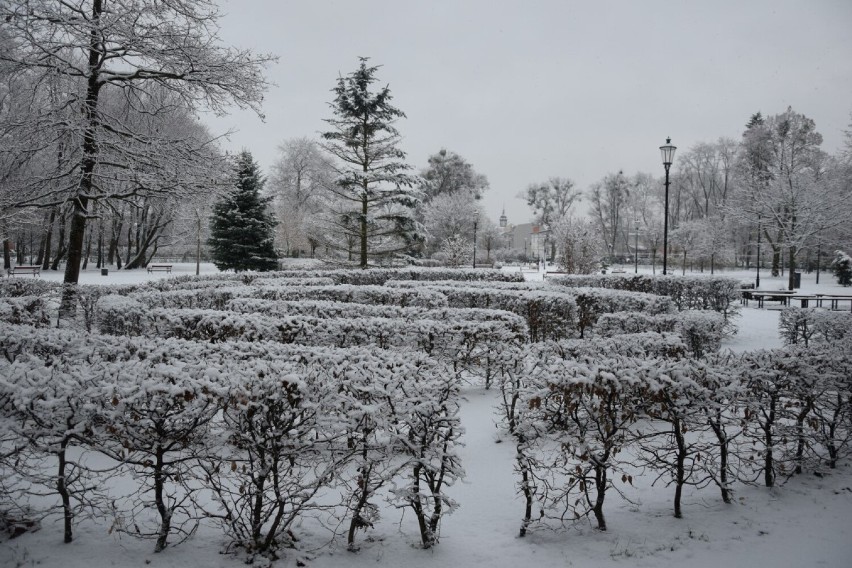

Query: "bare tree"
left=521, top=176, right=580, bottom=226
left=0, top=0, right=274, bottom=301
left=268, top=137, right=334, bottom=257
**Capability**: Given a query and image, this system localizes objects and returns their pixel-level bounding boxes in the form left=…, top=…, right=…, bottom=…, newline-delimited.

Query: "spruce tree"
left=208, top=151, right=278, bottom=272
left=321, top=58, right=420, bottom=268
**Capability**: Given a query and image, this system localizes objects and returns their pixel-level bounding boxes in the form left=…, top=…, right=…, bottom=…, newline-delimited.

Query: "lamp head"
left=659, top=137, right=677, bottom=167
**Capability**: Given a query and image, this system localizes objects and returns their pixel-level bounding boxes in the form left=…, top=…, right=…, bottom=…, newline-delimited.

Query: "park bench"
left=8, top=265, right=41, bottom=277
left=146, top=264, right=173, bottom=274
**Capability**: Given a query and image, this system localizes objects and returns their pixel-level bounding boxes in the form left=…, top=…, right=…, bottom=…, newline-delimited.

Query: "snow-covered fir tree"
left=321, top=58, right=420, bottom=268
left=208, top=151, right=278, bottom=272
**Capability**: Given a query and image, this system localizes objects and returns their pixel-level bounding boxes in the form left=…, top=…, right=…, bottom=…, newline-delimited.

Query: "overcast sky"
left=205, top=0, right=852, bottom=225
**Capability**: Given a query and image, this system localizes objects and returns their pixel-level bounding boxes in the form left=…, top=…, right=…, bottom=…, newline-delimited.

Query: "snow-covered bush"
left=0, top=325, right=465, bottom=554
left=595, top=312, right=680, bottom=337
left=0, top=355, right=103, bottom=544
left=675, top=310, right=726, bottom=357
left=569, top=287, right=674, bottom=338
left=390, top=371, right=464, bottom=548
left=224, top=298, right=528, bottom=335
left=779, top=307, right=852, bottom=346
left=515, top=355, right=653, bottom=532
left=130, top=286, right=252, bottom=311
left=93, top=358, right=226, bottom=552
left=384, top=284, right=576, bottom=342
left=830, top=250, right=852, bottom=286
left=256, top=284, right=448, bottom=308
left=176, top=267, right=524, bottom=286
left=112, top=308, right=520, bottom=385
left=96, top=295, right=146, bottom=336
left=0, top=296, right=51, bottom=327
left=549, top=273, right=741, bottom=317
left=0, top=278, right=58, bottom=298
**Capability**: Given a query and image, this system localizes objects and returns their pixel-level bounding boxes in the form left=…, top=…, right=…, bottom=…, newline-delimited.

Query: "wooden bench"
left=8, top=265, right=41, bottom=277
left=146, top=264, right=173, bottom=274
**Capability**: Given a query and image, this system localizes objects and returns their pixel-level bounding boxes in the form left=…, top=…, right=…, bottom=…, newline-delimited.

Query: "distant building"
left=496, top=207, right=549, bottom=260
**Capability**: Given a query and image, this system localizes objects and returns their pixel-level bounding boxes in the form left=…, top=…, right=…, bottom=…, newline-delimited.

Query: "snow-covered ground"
left=2, top=263, right=850, bottom=568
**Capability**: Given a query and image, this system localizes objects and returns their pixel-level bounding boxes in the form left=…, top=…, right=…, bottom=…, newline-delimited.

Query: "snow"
left=1, top=263, right=851, bottom=568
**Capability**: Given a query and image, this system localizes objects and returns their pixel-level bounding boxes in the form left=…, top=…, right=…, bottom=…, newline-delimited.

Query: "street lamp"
left=659, top=137, right=677, bottom=275
left=755, top=214, right=761, bottom=288
left=634, top=221, right=640, bottom=274
left=472, top=211, right=479, bottom=269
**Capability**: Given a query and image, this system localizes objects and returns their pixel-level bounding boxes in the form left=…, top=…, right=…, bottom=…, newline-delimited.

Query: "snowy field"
left=1, top=263, right=850, bottom=568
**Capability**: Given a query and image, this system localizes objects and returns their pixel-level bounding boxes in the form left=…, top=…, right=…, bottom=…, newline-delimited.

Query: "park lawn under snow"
left=2, top=263, right=850, bottom=568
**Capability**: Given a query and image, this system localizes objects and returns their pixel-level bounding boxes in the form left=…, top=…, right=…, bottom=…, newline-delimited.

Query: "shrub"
left=830, top=250, right=852, bottom=286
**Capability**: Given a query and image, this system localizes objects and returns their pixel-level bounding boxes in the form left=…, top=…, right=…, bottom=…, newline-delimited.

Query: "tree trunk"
left=787, top=245, right=797, bottom=290
left=57, top=437, right=73, bottom=543
left=360, top=194, right=368, bottom=269
left=2, top=238, right=10, bottom=270
left=62, top=0, right=103, bottom=288
left=674, top=419, right=686, bottom=519
left=592, top=463, right=607, bottom=531
left=51, top=208, right=69, bottom=271
left=82, top=223, right=92, bottom=270
left=153, top=447, right=171, bottom=552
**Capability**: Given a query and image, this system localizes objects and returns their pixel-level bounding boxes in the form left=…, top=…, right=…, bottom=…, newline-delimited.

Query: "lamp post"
left=634, top=221, right=640, bottom=274
left=755, top=214, right=761, bottom=288
left=815, top=233, right=821, bottom=285
left=472, top=211, right=479, bottom=269
left=659, top=137, right=677, bottom=275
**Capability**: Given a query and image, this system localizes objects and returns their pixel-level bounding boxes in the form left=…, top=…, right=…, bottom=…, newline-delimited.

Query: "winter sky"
left=206, top=0, right=852, bottom=225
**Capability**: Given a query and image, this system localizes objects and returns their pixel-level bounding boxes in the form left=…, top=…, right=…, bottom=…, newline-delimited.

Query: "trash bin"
left=101, top=268, right=108, bottom=276
left=793, top=271, right=801, bottom=288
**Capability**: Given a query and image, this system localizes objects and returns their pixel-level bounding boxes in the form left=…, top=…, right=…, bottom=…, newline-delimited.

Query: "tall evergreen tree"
left=321, top=57, right=420, bottom=268
left=208, top=151, right=278, bottom=272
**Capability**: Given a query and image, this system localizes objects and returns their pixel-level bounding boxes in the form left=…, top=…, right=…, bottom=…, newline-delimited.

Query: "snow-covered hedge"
left=0, top=296, right=51, bottom=327
left=129, top=286, right=252, bottom=311
left=549, top=273, right=741, bottom=317
left=779, top=307, right=852, bottom=346
left=257, top=267, right=524, bottom=285
left=0, top=325, right=462, bottom=554
left=398, top=285, right=577, bottom=342
left=675, top=310, right=727, bottom=357
left=224, top=298, right=528, bottom=335
left=255, top=284, right=449, bottom=308
left=0, top=278, right=59, bottom=298
left=595, top=312, right=680, bottom=336
left=95, top=295, right=146, bottom=336
left=569, top=287, right=674, bottom=338
left=99, top=307, right=521, bottom=383
left=500, top=339, right=852, bottom=535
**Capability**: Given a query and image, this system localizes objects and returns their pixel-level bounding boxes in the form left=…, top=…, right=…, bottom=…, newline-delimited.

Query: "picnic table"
left=7, top=265, right=41, bottom=277
left=739, top=289, right=797, bottom=308
left=741, top=289, right=852, bottom=311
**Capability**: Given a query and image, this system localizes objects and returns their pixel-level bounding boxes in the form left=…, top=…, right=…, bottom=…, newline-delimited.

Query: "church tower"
left=499, top=207, right=507, bottom=228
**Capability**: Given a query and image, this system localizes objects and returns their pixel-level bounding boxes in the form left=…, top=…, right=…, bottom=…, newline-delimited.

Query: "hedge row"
left=0, top=324, right=461, bottom=554
left=549, top=273, right=740, bottom=316
left=779, top=307, right=852, bottom=347
left=96, top=302, right=522, bottom=383
left=597, top=310, right=727, bottom=357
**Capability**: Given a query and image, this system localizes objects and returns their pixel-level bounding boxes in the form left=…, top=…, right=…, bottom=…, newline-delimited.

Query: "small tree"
left=831, top=250, right=852, bottom=286
left=553, top=216, right=603, bottom=274
left=208, top=151, right=278, bottom=272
